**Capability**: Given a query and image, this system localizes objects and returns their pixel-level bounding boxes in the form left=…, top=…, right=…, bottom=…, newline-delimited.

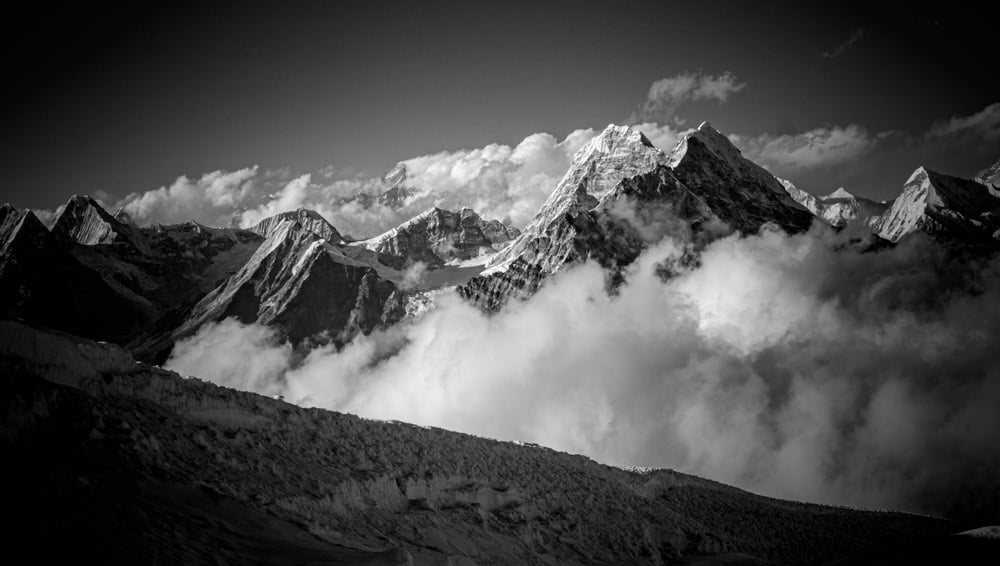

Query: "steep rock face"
left=51, top=195, right=149, bottom=252
left=872, top=167, right=1000, bottom=243
left=664, top=123, right=813, bottom=233
left=249, top=208, right=344, bottom=244
left=488, top=124, right=668, bottom=269
left=781, top=181, right=889, bottom=228
left=361, top=207, right=520, bottom=268
left=462, top=123, right=813, bottom=310
left=59, top=212, right=266, bottom=357
left=0, top=205, right=144, bottom=341
left=1, top=319, right=957, bottom=566
left=174, top=219, right=404, bottom=348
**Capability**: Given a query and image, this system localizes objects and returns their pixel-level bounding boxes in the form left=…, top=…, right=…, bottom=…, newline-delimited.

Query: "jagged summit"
left=249, top=207, right=344, bottom=243
left=465, top=121, right=814, bottom=310
left=51, top=194, right=148, bottom=252
left=574, top=124, right=656, bottom=162
left=489, top=123, right=667, bottom=268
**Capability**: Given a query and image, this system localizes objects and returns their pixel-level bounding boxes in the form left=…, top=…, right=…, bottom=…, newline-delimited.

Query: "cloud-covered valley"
left=167, top=221, right=1000, bottom=523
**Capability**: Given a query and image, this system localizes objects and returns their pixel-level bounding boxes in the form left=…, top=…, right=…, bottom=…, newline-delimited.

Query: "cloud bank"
left=99, top=129, right=602, bottom=237
left=732, top=124, right=885, bottom=173
left=166, top=221, right=1000, bottom=523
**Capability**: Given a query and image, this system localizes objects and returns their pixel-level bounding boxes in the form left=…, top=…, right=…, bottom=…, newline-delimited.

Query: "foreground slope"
left=1, top=320, right=968, bottom=566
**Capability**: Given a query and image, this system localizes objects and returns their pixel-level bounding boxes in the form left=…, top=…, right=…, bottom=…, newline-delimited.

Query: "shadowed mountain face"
left=1, top=320, right=970, bottom=566
left=0, top=205, right=145, bottom=341
left=174, top=219, right=405, bottom=347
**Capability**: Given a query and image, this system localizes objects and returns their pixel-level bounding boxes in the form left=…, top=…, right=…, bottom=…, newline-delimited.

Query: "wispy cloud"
left=926, top=102, right=1000, bottom=142
left=632, top=71, right=746, bottom=123
left=822, top=27, right=866, bottom=59
left=731, top=124, right=885, bottom=173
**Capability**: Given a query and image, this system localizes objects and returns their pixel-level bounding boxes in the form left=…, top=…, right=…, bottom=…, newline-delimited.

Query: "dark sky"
left=2, top=0, right=998, bottom=210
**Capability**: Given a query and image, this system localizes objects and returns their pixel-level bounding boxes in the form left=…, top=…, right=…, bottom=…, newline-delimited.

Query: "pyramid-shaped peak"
left=668, top=120, right=745, bottom=170
left=51, top=194, right=145, bottom=249
left=823, top=188, right=855, bottom=200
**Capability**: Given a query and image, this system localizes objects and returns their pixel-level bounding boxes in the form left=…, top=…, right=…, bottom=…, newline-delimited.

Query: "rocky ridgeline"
left=0, top=189, right=517, bottom=363
left=250, top=207, right=345, bottom=244
left=361, top=207, right=521, bottom=268
left=780, top=165, right=1000, bottom=245
left=3, top=123, right=999, bottom=362
left=0, top=320, right=955, bottom=565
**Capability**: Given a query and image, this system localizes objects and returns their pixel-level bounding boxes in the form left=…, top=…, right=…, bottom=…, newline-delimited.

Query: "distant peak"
left=823, top=188, right=855, bottom=200
left=697, top=121, right=716, bottom=132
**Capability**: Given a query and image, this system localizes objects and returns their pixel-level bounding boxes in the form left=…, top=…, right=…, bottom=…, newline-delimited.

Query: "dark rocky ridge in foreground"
left=1, top=320, right=970, bottom=566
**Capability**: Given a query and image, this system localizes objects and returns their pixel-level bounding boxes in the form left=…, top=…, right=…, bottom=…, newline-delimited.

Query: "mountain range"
left=3, top=121, right=1000, bottom=564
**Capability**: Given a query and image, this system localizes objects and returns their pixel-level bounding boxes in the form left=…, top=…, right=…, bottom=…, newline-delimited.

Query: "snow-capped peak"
left=823, top=188, right=855, bottom=201
left=571, top=124, right=656, bottom=165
